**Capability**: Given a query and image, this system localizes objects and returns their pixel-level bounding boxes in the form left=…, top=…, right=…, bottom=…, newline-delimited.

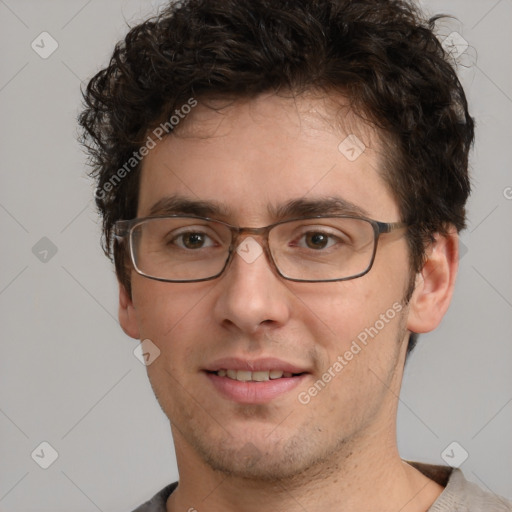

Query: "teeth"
left=236, top=370, right=252, bottom=382
left=252, top=371, right=270, bottom=382
left=215, top=369, right=296, bottom=381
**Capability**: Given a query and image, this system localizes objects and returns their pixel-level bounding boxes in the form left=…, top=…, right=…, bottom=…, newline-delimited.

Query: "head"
left=79, top=0, right=473, bottom=481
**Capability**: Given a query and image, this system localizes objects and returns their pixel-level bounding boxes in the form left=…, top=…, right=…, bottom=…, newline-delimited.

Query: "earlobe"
left=118, top=282, right=140, bottom=339
left=406, top=229, right=459, bottom=334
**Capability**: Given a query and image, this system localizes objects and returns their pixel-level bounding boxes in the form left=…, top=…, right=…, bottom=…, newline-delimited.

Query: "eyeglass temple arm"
left=376, top=221, right=408, bottom=234
left=113, top=220, right=131, bottom=239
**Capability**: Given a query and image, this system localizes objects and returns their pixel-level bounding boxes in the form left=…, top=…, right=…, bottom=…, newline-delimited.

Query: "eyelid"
left=286, top=221, right=349, bottom=237
left=293, top=223, right=343, bottom=232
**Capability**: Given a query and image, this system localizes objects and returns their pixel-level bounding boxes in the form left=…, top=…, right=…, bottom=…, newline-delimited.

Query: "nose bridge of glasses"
left=227, top=225, right=278, bottom=276
left=230, top=225, right=271, bottom=249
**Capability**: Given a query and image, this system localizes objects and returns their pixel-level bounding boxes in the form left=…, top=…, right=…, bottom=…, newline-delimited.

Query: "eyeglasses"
left=113, top=215, right=407, bottom=283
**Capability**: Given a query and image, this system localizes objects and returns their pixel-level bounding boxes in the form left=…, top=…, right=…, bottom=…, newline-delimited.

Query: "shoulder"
left=432, top=468, right=512, bottom=512
left=408, top=461, right=512, bottom=512
left=131, top=482, right=178, bottom=512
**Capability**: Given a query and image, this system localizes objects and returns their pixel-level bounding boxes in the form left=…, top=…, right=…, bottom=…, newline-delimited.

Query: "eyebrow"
left=269, top=196, right=370, bottom=220
left=148, top=195, right=231, bottom=218
left=147, top=194, right=371, bottom=222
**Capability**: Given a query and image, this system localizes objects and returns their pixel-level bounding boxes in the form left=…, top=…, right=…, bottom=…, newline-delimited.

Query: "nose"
left=212, top=237, right=292, bottom=335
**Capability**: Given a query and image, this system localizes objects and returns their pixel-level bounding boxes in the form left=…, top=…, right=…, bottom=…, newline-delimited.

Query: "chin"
left=203, top=449, right=308, bottom=481
left=191, top=428, right=344, bottom=482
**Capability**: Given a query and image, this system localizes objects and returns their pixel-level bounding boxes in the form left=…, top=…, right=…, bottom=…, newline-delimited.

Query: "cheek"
left=293, top=248, right=409, bottom=377
left=131, top=280, right=215, bottom=409
left=297, top=283, right=407, bottom=427
left=131, top=278, right=213, bottom=352
left=296, top=279, right=397, bottom=346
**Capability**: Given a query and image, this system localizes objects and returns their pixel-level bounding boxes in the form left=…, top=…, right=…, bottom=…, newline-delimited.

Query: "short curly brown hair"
left=79, top=0, right=474, bottom=352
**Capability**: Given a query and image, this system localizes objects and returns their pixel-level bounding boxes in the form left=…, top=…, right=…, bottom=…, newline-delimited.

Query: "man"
left=79, top=0, right=512, bottom=510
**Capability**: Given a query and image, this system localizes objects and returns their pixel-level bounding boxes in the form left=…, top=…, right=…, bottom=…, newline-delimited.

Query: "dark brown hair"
left=79, top=0, right=474, bottom=352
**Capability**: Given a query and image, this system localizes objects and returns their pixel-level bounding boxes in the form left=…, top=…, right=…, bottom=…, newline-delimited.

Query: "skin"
left=119, top=92, right=459, bottom=512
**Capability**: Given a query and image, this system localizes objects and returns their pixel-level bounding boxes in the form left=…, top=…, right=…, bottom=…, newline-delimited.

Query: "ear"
left=118, top=282, right=140, bottom=339
left=407, top=228, right=459, bottom=334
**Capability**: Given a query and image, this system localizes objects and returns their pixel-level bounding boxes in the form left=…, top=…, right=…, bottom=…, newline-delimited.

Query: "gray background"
left=0, top=0, right=511, bottom=510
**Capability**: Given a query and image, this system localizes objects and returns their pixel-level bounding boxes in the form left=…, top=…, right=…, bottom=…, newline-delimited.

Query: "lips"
left=203, top=357, right=309, bottom=403
left=204, top=357, right=308, bottom=374
left=215, top=369, right=296, bottom=381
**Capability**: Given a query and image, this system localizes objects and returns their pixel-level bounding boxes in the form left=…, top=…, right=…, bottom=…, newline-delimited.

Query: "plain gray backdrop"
left=1, top=0, right=511, bottom=510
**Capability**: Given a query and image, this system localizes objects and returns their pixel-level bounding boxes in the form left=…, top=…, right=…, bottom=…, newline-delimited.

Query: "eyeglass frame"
left=113, top=214, right=408, bottom=283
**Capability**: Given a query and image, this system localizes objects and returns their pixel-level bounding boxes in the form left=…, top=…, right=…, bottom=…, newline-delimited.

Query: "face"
left=122, top=92, right=416, bottom=480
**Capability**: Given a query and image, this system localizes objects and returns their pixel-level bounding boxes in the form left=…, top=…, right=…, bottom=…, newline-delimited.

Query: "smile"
left=213, top=369, right=301, bottom=381
left=203, top=358, right=309, bottom=404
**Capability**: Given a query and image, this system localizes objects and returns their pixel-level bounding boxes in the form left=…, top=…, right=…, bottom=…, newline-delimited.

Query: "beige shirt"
left=409, top=462, right=512, bottom=511
left=132, top=462, right=512, bottom=511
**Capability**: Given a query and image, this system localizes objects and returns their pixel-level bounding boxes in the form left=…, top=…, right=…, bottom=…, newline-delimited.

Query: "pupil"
left=184, top=233, right=204, bottom=248
left=307, top=233, right=328, bottom=249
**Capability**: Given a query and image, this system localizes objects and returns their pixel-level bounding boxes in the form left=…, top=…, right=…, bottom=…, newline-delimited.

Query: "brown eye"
left=172, top=231, right=215, bottom=249
left=305, top=232, right=330, bottom=249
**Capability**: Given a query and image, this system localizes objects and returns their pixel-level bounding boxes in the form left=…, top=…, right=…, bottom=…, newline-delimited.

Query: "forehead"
left=137, top=92, right=399, bottom=223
